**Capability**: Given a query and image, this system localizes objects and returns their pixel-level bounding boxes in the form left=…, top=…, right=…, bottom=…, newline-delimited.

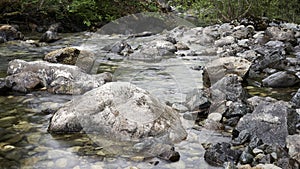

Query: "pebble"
left=207, top=113, right=222, bottom=122
left=252, top=148, right=264, bottom=154
left=55, top=158, right=68, bottom=168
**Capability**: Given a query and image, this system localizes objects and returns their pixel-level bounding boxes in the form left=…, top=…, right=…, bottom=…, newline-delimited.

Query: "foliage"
left=169, top=0, right=300, bottom=24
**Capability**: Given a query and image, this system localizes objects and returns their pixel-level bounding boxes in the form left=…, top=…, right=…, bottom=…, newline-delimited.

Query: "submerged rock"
left=48, top=82, right=187, bottom=143
left=203, top=57, right=251, bottom=87
left=6, top=59, right=111, bottom=94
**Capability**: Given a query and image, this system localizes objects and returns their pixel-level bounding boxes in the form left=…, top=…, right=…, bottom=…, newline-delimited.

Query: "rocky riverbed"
left=0, top=13, right=300, bottom=169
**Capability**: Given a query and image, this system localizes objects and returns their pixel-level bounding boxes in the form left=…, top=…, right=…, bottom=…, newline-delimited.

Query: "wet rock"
left=262, top=71, right=299, bottom=88
left=251, top=48, right=286, bottom=71
left=184, top=88, right=210, bottom=111
left=40, top=23, right=61, bottom=43
left=215, top=36, right=235, bottom=47
left=48, top=82, right=187, bottom=143
left=0, top=78, right=10, bottom=95
left=44, top=47, right=80, bottom=65
left=291, top=88, right=300, bottom=108
left=103, top=40, right=132, bottom=55
left=203, top=57, right=251, bottom=87
left=0, top=25, right=24, bottom=42
left=6, top=59, right=111, bottom=94
left=204, top=142, right=242, bottom=166
left=236, top=101, right=291, bottom=147
left=75, top=50, right=96, bottom=73
left=286, top=135, right=300, bottom=163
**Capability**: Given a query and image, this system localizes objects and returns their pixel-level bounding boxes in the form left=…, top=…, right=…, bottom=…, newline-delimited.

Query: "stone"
left=6, top=59, right=111, bottom=94
left=239, top=151, right=254, bottom=164
left=48, top=82, right=187, bottom=143
left=291, top=88, right=300, bottom=107
left=44, top=47, right=80, bottom=65
left=236, top=101, right=291, bottom=147
left=204, top=142, right=242, bottom=166
left=215, top=36, right=235, bottom=47
left=203, top=57, right=251, bottom=87
left=40, top=23, right=61, bottom=43
left=128, top=40, right=176, bottom=61
left=286, top=135, right=300, bottom=163
left=184, top=88, right=210, bottom=111
left=0, top=78, right=10, bottom=95
left=262, top=71, right=299, bottom=88
left=210, top=74, right=247, bottom=102
left=266, top=26, right=296, bottom=44
left=207, top=113, right=222, bottom=122
left=232, top=130, right=251, bottom=146
left=0, top=25, right=24, bottom=42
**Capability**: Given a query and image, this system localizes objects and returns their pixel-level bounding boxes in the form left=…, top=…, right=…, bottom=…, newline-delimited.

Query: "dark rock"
left=225, top=101, right=250, bottom=118
left=239, top=151, right=254, bottom=164
left=251, top=48, right=286, bottom=71
left=40, top=23, right=61, bottom=43
left=249, top=137, right=264, bottom=150
left=236, top=101, right=291, bottom=147
left=210, top=74, right=248, bottom=102
left=44, top=47, right=80, bottom=65
left=277, top=157, right=300, bottom=169
left=291, top=88, right=300, bottom=108
left=232, top=130, right=251, bottom=146
left=204, top=142, right=242, bottom=166
left=48, top=82, right=187, bottom=143
left=0, top=78, right=10, bottom=95
left=203, top=57, right=251, bottom=87
left=6, top=59, right=111, bottom=94
left=262, top=71, right=299, bottom=88
left=184, top=88, right=210, bottom=111
left=158, top=148, right=180, bottom=162
left=0, top=25, right=24, bottom=42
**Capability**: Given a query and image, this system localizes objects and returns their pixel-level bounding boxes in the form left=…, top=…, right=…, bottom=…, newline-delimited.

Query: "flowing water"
left=0, top=30, right=296, bottom=169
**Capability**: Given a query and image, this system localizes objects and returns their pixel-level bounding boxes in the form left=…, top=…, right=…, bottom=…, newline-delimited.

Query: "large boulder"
left=236, top=101, right=291, bottom=147
left=262, top=71, right=300, bottom=88
left=48, top=82, right=187, bottom=143
left=6, top=59, right=111, bottom=94
left=0, top=25, right=24, bottom=42
left=203, top=57, right=251, bottom=87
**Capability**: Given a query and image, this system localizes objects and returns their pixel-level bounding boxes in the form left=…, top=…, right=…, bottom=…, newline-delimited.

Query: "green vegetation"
left=170, top=0, right=300, bottom=24
left=0, top=0, right=299, bottom=31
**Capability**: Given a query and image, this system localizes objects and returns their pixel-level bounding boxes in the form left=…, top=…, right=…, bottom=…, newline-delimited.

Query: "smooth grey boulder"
left=236, top=101, right=291, bottom=147
left=203, top=57, right=251, bottom=87
left=6, top=59, right=111, bottom=94
left=262, top=71, right=299, bottom=88
left=48, top=82, right=187, bottom=143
